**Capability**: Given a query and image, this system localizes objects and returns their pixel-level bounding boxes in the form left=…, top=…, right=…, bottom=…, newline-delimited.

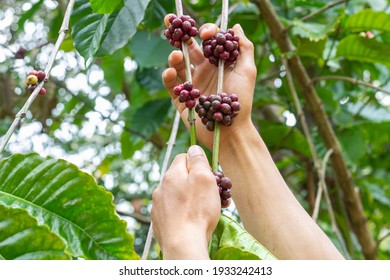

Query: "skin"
left=151, top=17, right=344, bottom=260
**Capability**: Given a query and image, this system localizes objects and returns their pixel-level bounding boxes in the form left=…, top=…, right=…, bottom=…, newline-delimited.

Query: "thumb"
left=232, top=24, right=256, bottom=77
left=187, top=145, right=210, bottom=172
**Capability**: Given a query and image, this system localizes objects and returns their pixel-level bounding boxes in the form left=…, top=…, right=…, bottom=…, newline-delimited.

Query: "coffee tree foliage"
left=0, top=0, right=389, bottom=260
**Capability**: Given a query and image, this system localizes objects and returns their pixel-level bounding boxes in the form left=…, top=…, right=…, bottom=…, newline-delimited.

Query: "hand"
left=162, top=18, right=257, bottom=149
left=151, top=145, right=221, bottom=259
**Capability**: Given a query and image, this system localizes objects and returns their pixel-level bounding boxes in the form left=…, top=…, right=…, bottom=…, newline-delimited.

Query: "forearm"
left=219, top=121, right=344, bottom=260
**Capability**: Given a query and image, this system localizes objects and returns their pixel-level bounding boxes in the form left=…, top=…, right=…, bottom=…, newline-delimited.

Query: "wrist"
left=161, top=227, right=210, bottom=260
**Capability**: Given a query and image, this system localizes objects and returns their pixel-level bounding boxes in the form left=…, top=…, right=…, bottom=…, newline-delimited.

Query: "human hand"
left=151, top=145, right=220, bottom=259
left=162, top=17, right=257, bottom=149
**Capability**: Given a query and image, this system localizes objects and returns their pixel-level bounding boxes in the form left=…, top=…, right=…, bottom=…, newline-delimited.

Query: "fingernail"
left=188, top=145, right=204, bottom=157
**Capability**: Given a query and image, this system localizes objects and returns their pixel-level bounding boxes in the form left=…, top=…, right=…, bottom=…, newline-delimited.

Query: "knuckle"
left=190, top=169, right=215, bottom=185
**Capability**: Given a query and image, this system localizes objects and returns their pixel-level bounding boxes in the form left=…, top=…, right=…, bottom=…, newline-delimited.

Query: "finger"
left=186, top=38, right=205, bottom=66
left=186, top=145, right=211, bottom=173
left=168, top=51, right=187, bottom=82
left=162, top=68, right=186, bottom=113
left=199, top=23, right=220, bottom=40
left=232, top=24, right=256, bottom=76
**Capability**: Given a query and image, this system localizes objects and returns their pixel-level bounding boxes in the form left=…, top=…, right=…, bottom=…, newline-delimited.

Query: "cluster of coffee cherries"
left=202, top=29, right=240, bottom=66
left=26, top=69, right=46, bottom=95
left=195, top=92, right=240, bottom=131
left=214, top=171, right=232, bottom=208
left=173, top=82, right=200, bottom=109
left=164, top=14, right=198, bottom=48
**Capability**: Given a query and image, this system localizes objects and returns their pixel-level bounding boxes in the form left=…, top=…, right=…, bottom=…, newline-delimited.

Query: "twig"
left=0, top=0, right=76, bottom=156
left=141, top=110, right=181, bottom=260
left=377, top=231, right=390, bottom=247
left=212, top=0, right=229, bottom=173
left=179, top=2, right=197, bottom=145
left=285, top=0, right=347, bottom=31
left=281, top=57, right=320, bottom=166
left=282, top=57, right=349, bottom=258
left=116, top=210, right=151, bottom=225
left=312, top=76, right=390, bottom=96
left=312, top=149, right=333, bottom=221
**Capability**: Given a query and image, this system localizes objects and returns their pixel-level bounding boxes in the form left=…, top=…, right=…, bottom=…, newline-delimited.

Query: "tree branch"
left=312, top=76, right=390, bottom=96
left=251, top=0, right=377, bottom=259
left=0, top=0, right=76, bottom=156
left=286, top=0, right=347, bottom=31
left=116, top=210, right=151, bottom=225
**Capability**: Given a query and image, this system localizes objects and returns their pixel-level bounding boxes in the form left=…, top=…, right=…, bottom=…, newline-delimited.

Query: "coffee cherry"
left=36, top=70, right=46, bottom=82
left=213, top=171, right=232, bottom=208
left=196, top=92, right=241, bottom=131
left=202, top=29, right=240, bottom=66
left=173, top=82, right=201, bottom=109
left=28, top=70, right=38, bottom=76
left=26, top=75, right=38, bottom=85
left=39, top=87, right=47, bottom=95
left=28, top=84, right=37, bottom=93
left=164, top=14, right=198, bottom=49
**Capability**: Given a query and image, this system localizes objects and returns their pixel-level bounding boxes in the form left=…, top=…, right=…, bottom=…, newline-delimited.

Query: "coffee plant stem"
left=175, top=0, right=197, bottom=145
left=0, top=0, right=76, bottom=156
left=211, top=0, right=229, bottom=172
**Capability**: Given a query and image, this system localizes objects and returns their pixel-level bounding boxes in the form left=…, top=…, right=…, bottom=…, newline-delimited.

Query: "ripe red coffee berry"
left=202, top=28, right=240, bottom=66
left=39, top=87, right=46, bottom=95
left=36, top=70, right=46, bottom=82
left=213, top=171, right=233, bottom=208
left=174, top=82, right=201, bottom=109
left=196, top=92, right=241, bottom=131
left=164, top=14, right=198, bottom=49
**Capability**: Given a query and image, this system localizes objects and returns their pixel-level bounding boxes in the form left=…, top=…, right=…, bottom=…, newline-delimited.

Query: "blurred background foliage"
left=0, top=0, right=389, bottom=259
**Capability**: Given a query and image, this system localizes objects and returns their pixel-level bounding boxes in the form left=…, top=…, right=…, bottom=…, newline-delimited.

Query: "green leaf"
left=124, top=98, right=172, bottom=138
left=129, top=31, right=175, bottom=68
left=17, top=0, right=44, bottom=32
left=297, top=37, right=327, bottom=59
left=209, top=214, right=276, bottom=260
left=120, top=130, right=144, bottom=159
left=143, top=0, right=175, bottom=31
left=291, top=18, right=339, bottom=42
left=71, top=0, right=150, bottom=64
left=136, top=67, right=165, bottom=90
left=101, top=48, right=125, bottom=93
left=0, top=205, right=70, bottom=260
left=90, top=0, right=124, bottom=14
left=345, top=9, right=390, bottom=32
left=336, top=35, right=390, bottom=66
left=259, top=121, right=311, bottom=157
left=0, top=153, right=139, bottom=260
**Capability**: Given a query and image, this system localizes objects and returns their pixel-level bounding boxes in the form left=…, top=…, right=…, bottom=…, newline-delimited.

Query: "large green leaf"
left=209, top=215, right=276, bottom=260
left=129, top=31, right=175, bottom=68
left=71, top=0, right=150, bottom=64
left=0, top=205, right=70, bottom=260
left=345, top=9, right=390, bottom=32
left=0, top=153, right=139, bottom=260
left=336, top=35, right=390, bottom=66
left=90, top=0, right=124, bottom=14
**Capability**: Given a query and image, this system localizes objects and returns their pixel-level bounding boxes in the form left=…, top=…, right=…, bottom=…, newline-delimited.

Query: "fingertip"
left=168, top=50, right=184, bottom=67
left=199, top=23, right=219, bottom=40
left=162, top=67, right=177, bottom=88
